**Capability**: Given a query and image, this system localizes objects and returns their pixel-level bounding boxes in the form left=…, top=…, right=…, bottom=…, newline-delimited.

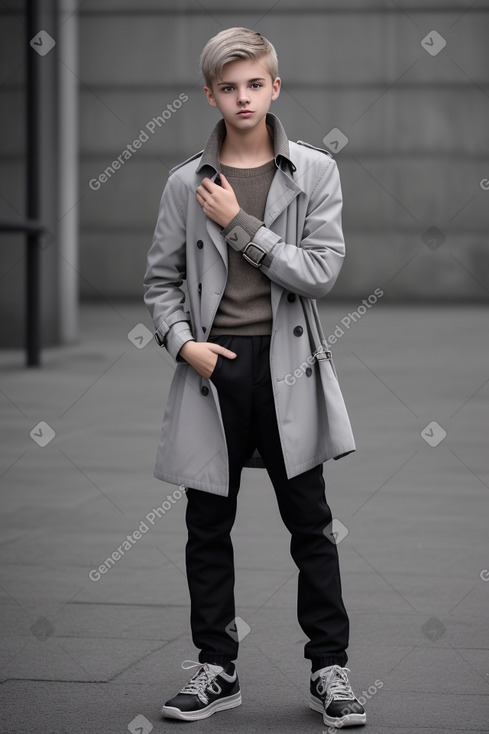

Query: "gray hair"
left=200, top=27, right=279, bottom=88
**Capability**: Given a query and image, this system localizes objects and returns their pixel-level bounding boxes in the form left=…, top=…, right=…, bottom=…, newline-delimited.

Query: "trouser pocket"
left=208, top=335, right=234, bottom=383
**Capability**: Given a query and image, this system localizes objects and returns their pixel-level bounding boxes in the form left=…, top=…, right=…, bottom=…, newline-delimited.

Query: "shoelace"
left=318, top=665, right=355, bottom=701
left=179, top=660, right=222, bottom=700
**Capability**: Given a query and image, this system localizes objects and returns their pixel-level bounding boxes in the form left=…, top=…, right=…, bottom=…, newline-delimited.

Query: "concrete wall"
left=1, top=0, right=489, bottom=323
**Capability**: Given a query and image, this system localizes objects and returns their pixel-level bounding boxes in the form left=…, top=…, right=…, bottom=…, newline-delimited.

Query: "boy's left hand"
left=196, top=174, right=240, bottom=228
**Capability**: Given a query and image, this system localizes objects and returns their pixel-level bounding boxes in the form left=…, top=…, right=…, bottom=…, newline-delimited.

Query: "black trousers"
left=185, top=335, right=349, bottom=671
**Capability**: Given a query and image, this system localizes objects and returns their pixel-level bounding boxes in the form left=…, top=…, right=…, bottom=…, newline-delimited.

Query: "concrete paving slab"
left=380, top=646, right=489, bottom=695
left=0, top=636, right=167, bottom=682
left=348, top=611, right=489, bottom=652
left=363, top=691, right=489, bottom=731
left=0, top=599, right=187, bottom=643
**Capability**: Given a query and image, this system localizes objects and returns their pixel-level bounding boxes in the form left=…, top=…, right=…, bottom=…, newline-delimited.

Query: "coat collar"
left=196, top=112, right=296, bottom=176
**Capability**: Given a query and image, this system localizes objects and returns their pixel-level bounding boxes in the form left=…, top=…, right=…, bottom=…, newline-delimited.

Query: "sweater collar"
left=196, top=112, right=295, bottom=174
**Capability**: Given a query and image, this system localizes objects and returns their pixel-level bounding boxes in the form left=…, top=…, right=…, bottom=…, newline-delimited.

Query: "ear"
left=271, top=76, right=281, bottom=102
left=203, top=85, right=217, bottom=108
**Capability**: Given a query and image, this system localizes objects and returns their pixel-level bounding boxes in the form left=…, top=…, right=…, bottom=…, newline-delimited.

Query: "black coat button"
left=201, top=386, right=209, bottom=396
left=293, top=326, right=303, bottom=337
left=198, top=283, right=202, bottom=295
left=196, top=240, right=203, bottom=249
left=305, top=366, right=312, bottom=377
left=287, top=293, right=296, bottom=303
left=202, top=326, right=207, bottom=333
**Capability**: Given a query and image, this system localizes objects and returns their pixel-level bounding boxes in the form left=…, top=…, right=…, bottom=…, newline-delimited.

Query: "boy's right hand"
left=179, top=341, right=237, bottom=379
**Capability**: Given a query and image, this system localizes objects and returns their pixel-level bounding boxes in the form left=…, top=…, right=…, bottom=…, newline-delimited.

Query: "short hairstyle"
left=200, top=27, right=279, bottom=88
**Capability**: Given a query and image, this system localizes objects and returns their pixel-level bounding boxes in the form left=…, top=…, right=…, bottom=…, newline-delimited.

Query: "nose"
left=237, top=87, right=250, bottom=104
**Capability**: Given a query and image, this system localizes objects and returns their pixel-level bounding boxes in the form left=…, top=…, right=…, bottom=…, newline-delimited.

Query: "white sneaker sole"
left=310, top=694, right=366, bottom=727
left=162, top=691, right=242, bottom=721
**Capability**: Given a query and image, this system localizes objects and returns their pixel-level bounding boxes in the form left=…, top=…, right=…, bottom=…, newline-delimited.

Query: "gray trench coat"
left=144, top=119, right=356, bottom=496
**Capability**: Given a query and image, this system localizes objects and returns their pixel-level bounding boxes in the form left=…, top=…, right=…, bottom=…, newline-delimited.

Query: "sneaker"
left=310, top=665, right=366, bottom=728
left=162, top=660, right=241, bottom=721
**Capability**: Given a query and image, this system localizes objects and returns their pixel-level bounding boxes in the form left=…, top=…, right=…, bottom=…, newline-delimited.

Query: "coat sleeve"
left=143, top=178, right=194, bottom=361
left=255, top=158, right=345, bottom=299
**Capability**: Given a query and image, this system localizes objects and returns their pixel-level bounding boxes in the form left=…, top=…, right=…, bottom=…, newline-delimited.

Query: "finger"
left=207, top=343, right=237, bottom=359
left=200, top=177, right=214, bottom=192
left=219, top=173, right=231, bottom=190
left=219, top=175, right=234, bottom=193
left=216, top=346, right=237, bottom=359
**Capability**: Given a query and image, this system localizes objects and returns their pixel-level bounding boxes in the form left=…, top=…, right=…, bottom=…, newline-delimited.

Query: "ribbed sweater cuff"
left=222, top=209, right=264, bottom=245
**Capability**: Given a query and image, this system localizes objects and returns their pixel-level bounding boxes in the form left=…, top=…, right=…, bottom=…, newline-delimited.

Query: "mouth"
left=237, top=110, right=254, bottom=116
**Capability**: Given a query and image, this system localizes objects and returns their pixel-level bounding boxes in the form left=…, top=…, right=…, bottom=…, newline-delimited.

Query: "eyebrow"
left=216, top=77, right=266, bottom=86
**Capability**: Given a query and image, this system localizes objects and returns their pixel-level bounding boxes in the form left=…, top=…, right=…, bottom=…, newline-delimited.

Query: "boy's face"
left=204, top=58, right=281, bottom=132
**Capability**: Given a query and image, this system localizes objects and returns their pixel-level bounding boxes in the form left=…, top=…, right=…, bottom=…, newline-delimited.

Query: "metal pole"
left=58, top=0, right=79, bottom=343
left=26, top=0, right=42, bottom=366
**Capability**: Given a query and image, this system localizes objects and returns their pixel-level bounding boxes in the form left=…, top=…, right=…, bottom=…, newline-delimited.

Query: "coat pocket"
left=207, top=335, right=234, bottom=383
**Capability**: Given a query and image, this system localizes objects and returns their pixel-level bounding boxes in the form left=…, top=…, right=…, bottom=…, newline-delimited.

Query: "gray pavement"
left=1, top=301, right=488, bottom=734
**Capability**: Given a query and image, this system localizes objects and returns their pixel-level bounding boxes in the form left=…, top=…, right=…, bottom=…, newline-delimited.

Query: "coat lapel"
left=205, top=217, right=228, bottom=268
left=264, top=166, right=303, bottom=228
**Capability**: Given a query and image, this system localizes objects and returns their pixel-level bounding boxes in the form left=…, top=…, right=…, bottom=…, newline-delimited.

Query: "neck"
left=220, top=116, right=274, bottom=167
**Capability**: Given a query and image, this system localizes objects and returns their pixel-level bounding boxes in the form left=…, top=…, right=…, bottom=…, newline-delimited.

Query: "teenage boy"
left=144, top=27, right=366, bottom=728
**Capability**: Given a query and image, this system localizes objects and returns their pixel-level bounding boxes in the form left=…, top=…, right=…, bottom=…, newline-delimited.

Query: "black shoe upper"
left=165, top=662, right=240, bottom=713
left=311, top=666, right=365, bottom=720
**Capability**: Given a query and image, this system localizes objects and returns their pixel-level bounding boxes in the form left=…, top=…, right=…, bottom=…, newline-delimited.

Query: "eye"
left=250, top=83, right=262, bottom=89
left=221, top=86, right=234, bottom=93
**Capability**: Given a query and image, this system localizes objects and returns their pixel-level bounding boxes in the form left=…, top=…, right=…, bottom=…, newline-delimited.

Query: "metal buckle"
left=313, top=347, right=332, bottom=361
left=242, top=242, right=266, bottom=268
